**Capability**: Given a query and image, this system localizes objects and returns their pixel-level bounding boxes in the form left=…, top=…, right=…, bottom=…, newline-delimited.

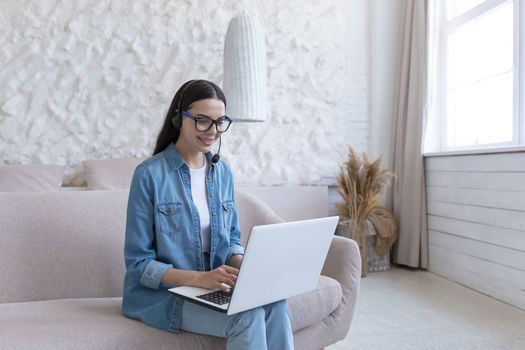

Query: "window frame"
left=513, top=0, right=523, bottom=146
left=432, top=0, right=525, bottom=153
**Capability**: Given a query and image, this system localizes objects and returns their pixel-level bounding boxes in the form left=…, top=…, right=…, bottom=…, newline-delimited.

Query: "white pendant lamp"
left=223, top=14, right=267, bottom=122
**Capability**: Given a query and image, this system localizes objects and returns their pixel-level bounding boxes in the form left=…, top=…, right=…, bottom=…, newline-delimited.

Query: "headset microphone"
left=211, top=137, right=222, bottom=164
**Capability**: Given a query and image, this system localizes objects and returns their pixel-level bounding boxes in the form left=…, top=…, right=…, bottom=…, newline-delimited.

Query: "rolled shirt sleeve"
left=139, top=260, right=173, bottom=290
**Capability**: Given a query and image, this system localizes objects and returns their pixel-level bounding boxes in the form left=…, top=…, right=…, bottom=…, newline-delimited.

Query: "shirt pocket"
left=222, top=200, right=234, bottom=232
left=156, top=201, right=182, bottom=236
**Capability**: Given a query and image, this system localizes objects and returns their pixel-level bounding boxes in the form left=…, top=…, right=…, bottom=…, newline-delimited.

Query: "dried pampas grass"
left=336, top=147, right=394, bottom=221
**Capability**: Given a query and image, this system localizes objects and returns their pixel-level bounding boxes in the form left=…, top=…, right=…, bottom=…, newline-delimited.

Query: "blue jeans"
left=180, top=299, right=294, bottom=350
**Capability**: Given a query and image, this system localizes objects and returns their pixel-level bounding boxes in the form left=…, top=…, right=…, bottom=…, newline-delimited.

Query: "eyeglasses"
left=181, top=111, right=232, bottom=133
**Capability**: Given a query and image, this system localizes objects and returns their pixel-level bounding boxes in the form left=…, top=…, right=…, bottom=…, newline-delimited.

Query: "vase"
left=335, top=218, right=390, bottom=277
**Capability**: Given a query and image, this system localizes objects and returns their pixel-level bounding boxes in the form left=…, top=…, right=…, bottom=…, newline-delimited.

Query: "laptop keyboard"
left=196, top=290, right=232, bottom=305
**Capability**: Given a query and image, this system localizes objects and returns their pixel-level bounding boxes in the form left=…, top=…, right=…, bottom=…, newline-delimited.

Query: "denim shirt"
left=122, top=144, right=244, bottom=332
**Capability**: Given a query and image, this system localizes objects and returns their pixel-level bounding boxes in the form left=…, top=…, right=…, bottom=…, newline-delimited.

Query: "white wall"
left=426, top=151, right=525, bottom=310
left=0, top=0, right=370, bottom=186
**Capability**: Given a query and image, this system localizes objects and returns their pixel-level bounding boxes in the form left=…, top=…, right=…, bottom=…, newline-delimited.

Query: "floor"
left=327, top=267, right=525, bottom=350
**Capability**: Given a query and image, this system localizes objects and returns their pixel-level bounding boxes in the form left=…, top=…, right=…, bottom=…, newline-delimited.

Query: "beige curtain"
left=391, top=0, right=428, bottom=269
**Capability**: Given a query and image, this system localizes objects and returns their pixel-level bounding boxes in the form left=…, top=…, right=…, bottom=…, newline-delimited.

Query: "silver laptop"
left=169, top=216, right=339, bottom=315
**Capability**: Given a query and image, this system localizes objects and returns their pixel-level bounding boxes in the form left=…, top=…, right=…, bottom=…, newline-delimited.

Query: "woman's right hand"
left=195, top=265, right=239, bottom=292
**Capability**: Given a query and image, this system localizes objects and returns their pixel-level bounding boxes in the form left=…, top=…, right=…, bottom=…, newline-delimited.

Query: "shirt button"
left=212, top=213, right=216, bottom=217
left=210, top=193, right=214, bottom=198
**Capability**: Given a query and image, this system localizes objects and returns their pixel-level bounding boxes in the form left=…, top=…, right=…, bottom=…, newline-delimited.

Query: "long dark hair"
left=153, top=79, right=227, bottom=155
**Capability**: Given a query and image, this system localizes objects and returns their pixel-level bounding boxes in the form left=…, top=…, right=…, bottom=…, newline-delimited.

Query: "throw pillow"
left=84, top=157, right=147, bottom=190
left=0, top=164, right=66, bottom=192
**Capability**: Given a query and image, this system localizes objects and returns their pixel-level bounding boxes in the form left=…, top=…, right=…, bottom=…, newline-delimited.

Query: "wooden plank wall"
left=425, top=152, right=525, bottom=310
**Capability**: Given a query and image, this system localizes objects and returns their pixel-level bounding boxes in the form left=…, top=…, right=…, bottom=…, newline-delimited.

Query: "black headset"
left=171, top=79, right=196, bottom=130
left=171, top=79, right=222, bottom=164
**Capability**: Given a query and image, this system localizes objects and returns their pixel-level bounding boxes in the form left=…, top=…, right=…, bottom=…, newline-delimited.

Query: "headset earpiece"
left=172, top=80, right=195, bottom=130
left=171, top=113, right=182, bottom=129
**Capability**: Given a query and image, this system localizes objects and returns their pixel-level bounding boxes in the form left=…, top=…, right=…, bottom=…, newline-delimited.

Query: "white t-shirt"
left=189, top=159, right=211, bottom=253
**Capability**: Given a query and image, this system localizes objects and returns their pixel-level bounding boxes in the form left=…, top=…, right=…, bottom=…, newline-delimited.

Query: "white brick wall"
left=0, top=0, right=370, bottom=186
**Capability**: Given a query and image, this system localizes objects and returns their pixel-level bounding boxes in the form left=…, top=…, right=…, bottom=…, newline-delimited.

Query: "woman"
left=122, top=79, right=294, bottom=349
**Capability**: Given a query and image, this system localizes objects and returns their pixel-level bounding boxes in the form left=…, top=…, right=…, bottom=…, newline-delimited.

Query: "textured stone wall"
left=0, top=0, right=369, bottom=185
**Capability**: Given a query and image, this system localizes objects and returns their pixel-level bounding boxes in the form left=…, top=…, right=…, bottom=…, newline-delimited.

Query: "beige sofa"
left=0, top=189, right=361, bottom=349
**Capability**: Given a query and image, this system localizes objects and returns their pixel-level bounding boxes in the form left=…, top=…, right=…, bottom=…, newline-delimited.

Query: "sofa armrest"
left=320, top=236, right=361, bottom=336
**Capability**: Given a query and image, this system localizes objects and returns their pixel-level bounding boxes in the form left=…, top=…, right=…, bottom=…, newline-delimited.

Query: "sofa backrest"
left=0, top=190, right=283, bottom=303
left=235, top=191, right=284, bottom=246
left=0, top=190, right=129, bottom=303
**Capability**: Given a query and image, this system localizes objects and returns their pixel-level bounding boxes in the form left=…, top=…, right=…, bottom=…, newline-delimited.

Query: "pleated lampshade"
left=223, top=14, right=267, bottom=122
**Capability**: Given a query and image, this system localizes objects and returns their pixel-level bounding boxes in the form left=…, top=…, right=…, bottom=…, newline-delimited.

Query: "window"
left=426, top=0, right=525, bottom=152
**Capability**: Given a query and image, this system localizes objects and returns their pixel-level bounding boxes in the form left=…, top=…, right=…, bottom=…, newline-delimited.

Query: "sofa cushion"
left=0, top=277, right=342, bottom=349
left=84, top=157, right=146, bottom=190
left=0, top=190, right=129, bottom=303
left=287, top=275, right=342, bottom=331
left=0, top=298, right=227, bottom=350
left=0, top=164, right=65, bottom=192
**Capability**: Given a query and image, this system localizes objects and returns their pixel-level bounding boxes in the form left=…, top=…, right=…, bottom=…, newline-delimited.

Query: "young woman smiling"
left=122, top=79, right=293, bottom=349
